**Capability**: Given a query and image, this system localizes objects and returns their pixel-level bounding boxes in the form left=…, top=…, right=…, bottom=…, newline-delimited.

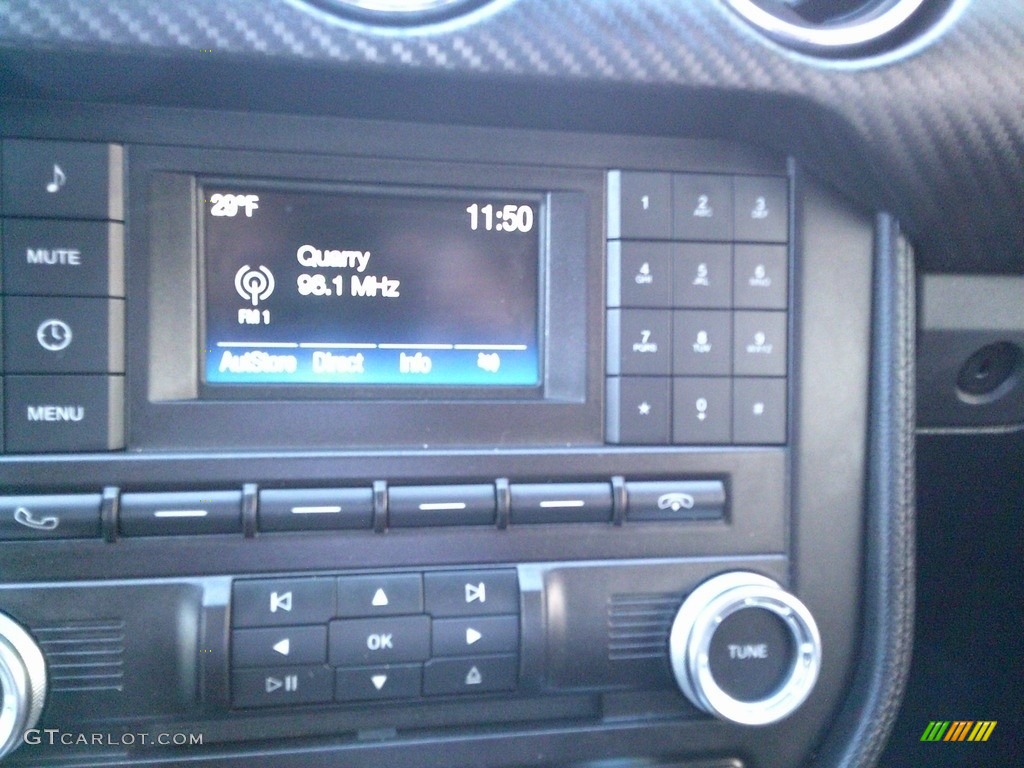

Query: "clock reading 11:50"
left=466, top=202, right=535, bottom=233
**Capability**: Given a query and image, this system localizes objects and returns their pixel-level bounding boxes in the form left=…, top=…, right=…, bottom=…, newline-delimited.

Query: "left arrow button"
left=232, top=626, right=327, bottom=667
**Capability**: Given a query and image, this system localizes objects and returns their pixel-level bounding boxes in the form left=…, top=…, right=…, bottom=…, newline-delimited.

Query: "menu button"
left=4, top=375, right=124, bottom=453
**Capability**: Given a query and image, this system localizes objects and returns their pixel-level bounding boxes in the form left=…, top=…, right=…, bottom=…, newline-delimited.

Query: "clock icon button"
left=36, top=319, right=74, bottom=352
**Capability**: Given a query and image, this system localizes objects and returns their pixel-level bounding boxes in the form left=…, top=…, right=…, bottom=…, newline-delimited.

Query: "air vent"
left=34, top=620, right=125, bottom=693
left=725, top=0, right=947, bottom=55
left=607, top=593, right=679, bottom=661
left=299, top=0, right=490, bottom=25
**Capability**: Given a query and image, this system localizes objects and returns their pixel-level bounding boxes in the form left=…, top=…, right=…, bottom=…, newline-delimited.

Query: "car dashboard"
left=0, top=1, right=1021, bottom=767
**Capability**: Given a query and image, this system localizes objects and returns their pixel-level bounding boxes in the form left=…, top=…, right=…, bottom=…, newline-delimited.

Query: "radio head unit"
left=138, top=149, right=595, bottom=449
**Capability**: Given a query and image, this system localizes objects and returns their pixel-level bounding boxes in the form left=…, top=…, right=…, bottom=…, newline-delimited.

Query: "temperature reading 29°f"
left=466, top=203, right=535, bottom=233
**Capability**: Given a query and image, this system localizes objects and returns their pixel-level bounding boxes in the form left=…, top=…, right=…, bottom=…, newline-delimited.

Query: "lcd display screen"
left=202, top=184, right=542, bottom=387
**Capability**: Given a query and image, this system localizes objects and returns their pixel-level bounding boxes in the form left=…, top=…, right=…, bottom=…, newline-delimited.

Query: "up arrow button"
left=337, top=574, right=423, bottom=617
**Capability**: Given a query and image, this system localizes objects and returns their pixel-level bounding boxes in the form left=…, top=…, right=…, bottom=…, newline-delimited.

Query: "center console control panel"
left=0, top=479, right=726, bottom=542
left=0, top=102, right=876, bottom=768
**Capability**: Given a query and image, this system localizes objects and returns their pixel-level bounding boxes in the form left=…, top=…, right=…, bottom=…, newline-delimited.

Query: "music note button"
left=45, top=164, right=66, bottom=194
left=1, top=140, right=124, bottom=221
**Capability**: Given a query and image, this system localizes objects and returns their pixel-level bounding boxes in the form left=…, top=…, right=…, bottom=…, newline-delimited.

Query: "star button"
left=637, top=401, right=652, bottom=416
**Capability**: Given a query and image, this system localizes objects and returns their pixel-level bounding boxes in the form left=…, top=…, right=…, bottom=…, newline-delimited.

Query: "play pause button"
left=335, top=664, right=422, bottom=701
left=231, top=665, right=333, bottom=708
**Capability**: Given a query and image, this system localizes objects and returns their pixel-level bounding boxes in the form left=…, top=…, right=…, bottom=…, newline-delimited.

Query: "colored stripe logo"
left=921, top=721, right=997, bottom=742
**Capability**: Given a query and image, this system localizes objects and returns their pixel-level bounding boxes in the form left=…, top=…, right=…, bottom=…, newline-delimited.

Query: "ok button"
left=328, top=615, right=430, bottom=666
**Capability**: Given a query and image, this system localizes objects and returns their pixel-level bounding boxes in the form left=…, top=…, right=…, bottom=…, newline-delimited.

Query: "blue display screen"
left=202, top=185, right=541, bottom=388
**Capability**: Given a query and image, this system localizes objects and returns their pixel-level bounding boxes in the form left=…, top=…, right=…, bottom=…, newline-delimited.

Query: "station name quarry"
left=294, top=243, right=401, bottom=300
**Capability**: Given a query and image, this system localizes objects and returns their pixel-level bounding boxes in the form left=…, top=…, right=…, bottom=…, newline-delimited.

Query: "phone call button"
left=0, top=494, right=102, bottom=540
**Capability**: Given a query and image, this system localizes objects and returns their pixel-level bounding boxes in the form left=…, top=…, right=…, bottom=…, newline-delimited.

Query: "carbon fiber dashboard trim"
left=2, top=0, right=1023, bottom=274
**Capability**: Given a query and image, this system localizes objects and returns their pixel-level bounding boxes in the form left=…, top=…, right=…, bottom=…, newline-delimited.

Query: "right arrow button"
left=431, top=615, right=519, bottom=657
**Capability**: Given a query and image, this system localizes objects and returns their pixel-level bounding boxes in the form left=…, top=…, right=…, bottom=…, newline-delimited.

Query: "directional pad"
left=232, top=569, right=521, bottom=708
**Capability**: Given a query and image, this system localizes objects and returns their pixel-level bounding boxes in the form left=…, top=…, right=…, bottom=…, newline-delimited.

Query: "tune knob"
left=0, top=612, right=47, bottom=759
left=669, top=572, right=821, bottom=726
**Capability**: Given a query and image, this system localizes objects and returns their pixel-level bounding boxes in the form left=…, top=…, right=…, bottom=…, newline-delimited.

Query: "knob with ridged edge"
left=0, top=611, right=47, bottom=760
left=669, top=571, right=821, bottom=726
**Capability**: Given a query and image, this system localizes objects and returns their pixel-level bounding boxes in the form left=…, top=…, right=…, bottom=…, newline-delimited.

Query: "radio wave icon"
left=235, top=265, right=276, bottom=306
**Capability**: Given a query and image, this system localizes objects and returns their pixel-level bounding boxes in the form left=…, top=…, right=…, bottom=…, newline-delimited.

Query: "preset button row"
left=0, top=479, right=727, bottom=542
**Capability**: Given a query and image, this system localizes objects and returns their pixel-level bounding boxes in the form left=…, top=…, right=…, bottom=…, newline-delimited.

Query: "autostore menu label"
left=202, top=186, right=541, bottom=387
